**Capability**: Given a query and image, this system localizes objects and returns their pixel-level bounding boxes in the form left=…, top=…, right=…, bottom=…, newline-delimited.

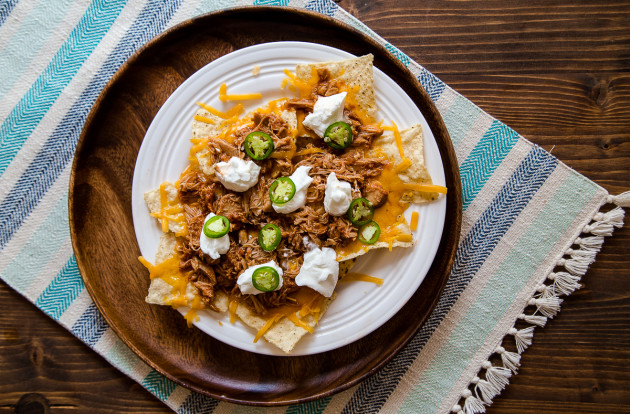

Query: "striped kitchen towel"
left=0, top=0, right=628, bottom=413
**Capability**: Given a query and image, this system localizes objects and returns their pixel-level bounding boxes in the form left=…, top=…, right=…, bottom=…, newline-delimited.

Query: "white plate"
left=131, top=41, right=446, bottom=356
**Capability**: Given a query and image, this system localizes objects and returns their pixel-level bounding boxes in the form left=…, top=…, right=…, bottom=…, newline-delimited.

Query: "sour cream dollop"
left=237, top=261, right=284, bottom=295
left=199, top=213, right=230, bottom=260
left=324, top=172, right=352, bottom=216
left=295, top=246, right=339, bottom=298
left=215, top=156, right=260, bottom=192
left=302, top=92, right=347, bottom=138
left=272, top=165, right=313, bottom=214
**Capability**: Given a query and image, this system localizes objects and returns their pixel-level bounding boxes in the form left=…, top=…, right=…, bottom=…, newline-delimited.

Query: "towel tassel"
left=483, top=362, right=512, bottom=390
left=461, top=389, right=486, bottom=414
left=528, top=296, right=562, bottom=318
left=496, top=346, right=521, bottom=373
left=574, top=236, right=604, bottom=252
left=565, top=247, right=597, bottom=263
left=583, top=206, right=625, bottom=236
left=509, top=327, right=534, bottom=353
left=607, top=191, right=630, bottom=208
left=535, top=283, right=556, bottom=298
left=557, top=257, right=588, bottom=276
left=548, top=271, right=582, bottom=296
left=519, top=313, right=547, bottom=327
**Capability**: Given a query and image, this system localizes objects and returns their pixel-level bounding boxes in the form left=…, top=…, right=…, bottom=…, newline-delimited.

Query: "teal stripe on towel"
left=0, top=0, right=128, bottom=177
left=459, top=120, right=520, bottom=210
left=141, top=369, right=178, bottom=401
left=35, top=255, right=84, bottom=320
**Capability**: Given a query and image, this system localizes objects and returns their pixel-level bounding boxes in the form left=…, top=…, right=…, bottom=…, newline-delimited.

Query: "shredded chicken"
left=176, top=70, right=387, bottom=312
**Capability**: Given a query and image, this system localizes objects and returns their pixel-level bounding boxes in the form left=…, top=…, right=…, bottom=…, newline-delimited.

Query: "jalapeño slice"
left=244, top=131, right=274, bottom=160
left=323, top=121, right=353, bottom=149
left=203, top=215, right=230, bottom=238
left=269, top=177, right=296, bottom=204
left=258, top=223, right=282, bottom=252
left=252, top=266, right=280, bottom=292
left=347, top=197, right=374, bottom=226
left=358, top=221, right=380, bottom=244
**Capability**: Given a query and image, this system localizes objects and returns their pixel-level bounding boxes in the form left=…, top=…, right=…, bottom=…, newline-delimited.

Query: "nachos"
left=139, top=54, right=446, bottom=353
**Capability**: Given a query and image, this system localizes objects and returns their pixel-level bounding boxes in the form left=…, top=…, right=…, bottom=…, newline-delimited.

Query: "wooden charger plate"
left=69, top=7, right=462, bottom=406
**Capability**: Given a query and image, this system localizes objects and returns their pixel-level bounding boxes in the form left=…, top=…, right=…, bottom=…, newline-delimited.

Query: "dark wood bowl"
left=68, top=6, right=462, bottom=406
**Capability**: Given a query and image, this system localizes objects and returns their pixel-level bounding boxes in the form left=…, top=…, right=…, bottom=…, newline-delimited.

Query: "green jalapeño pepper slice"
left=347, top=197, right=374, bottom=226
left=323, top=121, right=353, bottom=149
left=357, top=221, right=380, bottom=244
left=258, top=223, right=282, bottom=252
left=252, top=266, right=280, bottom=292
left=269, top=177, right=296, bottom=204
left=202, top=215, right=230, bottom=238
left=244, top=131, right=274, bottom=160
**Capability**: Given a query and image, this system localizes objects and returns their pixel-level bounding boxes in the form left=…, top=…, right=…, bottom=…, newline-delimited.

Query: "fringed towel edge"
left=449, top=191, right=629, bottom=414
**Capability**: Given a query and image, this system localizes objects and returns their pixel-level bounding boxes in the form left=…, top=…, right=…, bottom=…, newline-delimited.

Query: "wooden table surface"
left=1, top=1, right=628, bottom=413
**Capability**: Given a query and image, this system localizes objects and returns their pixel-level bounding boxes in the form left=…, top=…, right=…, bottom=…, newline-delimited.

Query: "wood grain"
left=1, top=1, right=629, bottom=412
left=68, top=7, right=460, bottom=406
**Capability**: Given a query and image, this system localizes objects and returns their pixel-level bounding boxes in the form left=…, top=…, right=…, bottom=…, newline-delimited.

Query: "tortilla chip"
left=371, top=123, right=438, bottom=203
left=145, top=233, right=199, bottom=306
left=336, top=221, right=414, bottom=262
left=296, top=54, right=378, bottom=120
left=192, top=108, right=225, bottom=140
left=144, top=182, right=186, bottom=235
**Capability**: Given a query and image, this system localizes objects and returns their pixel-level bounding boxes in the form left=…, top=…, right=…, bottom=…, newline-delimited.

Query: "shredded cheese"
left=269, top=139, right=296, bottom=159
left=410, top=211, right=419, bottom=231
left=342, top=272, right=384, bottom=285
left=393, top=158, right=412, bottom=173
left=395, top=234, right=414, bottom=243
left=149, top=183, right=186, bottom=235
left=294, top=147, right=326, bottom=157
left=287, top=313, right=314, bottom=333
left=254, top=314, right=283, bottom=343
left=252, top=65, right=260, bottom=76
left=189, top=138, right=209, bottom=155
left=228, top=298, right=239, bottom=324
left=382, top=121, right=405, bottom=160
left=184, top=309, right=200, bottom=327
left=219, top=82, right=262, bottom=102
left=402, top=183, right=448, bottom=194
left=159, top=183, right=168, bottom=232
left=193, top=114, right=215, bottom=124
left=196, top=101, right=244, bottom=119
left=138, top=256, right=194, bottom=308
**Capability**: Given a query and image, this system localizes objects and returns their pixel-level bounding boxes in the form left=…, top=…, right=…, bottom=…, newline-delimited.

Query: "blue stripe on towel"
left=0, top=0, right=19, bottom=26
left=305, top=0, right=338, bottom=16
left=0, top=0, right=183, bottom=250
left=71, top=302, right=109, bottom=346
left=35, top=255, right=84, bottom=320
left=341, top=145, right=558, bottom=413
left=0, top=0, right=128, bottom=177
left=417, top=67, right=446, bottom=102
